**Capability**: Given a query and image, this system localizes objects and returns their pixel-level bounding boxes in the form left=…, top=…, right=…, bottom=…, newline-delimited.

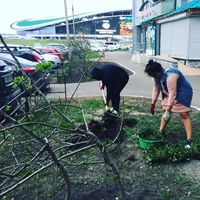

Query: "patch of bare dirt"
left=4, top=95, right=200, bottom=200
left=66, top=106, right=200, bottom=200
left=67, top=97, right=200, bottom=200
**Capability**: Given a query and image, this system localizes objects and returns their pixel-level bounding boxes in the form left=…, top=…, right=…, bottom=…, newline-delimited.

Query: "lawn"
left=1, top=96, right=200, bottom=200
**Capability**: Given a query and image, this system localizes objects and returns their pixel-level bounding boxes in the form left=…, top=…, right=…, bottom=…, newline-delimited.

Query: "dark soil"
left=67, top=110, right=200, bottom=200
left=3, top=97, right=200, bottom=200
left=65, top=111, right=136, bottom=150
left=71, top=183, right=119, bottom=200
left=48, top=59, right=200, bottom=200
left=90, top=110, right=124, bottom=140
left=3, top=53, right=200, bottom=200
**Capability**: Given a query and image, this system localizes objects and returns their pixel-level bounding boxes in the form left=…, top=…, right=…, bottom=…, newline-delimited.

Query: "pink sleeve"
left=166, top=73, right=179, bottom=109
left=151, top=78, right=160, bottom=104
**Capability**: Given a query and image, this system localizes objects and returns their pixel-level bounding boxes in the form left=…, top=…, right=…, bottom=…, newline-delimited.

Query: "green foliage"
left=122, top=98, right=200, bottom=164
left=136, top=115, right=161, bottom=140
left=5, top=105, right=12, bottom=112
left=13, top=75, right=32, bottom=89
left=1, top=97, right=200, bottom=171
left=35, top=61, right=52, bottom=72
left=123, top=126, right=138, bottom=143
left=141, top=113, right=200, bottom=164
left=68, top=40, right=101, bottom=73
left=143, top=143, right=196, bottom=163
left=2, top=196, right=9, bottom=200
left=1, top=97, right=200, bottom=199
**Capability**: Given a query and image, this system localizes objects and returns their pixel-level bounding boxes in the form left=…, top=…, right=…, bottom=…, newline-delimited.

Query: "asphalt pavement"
left=46, top=51, right=200, bottom=109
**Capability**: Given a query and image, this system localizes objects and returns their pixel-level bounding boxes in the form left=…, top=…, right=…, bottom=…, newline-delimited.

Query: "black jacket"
left=91, top=64, right=129, bottom=88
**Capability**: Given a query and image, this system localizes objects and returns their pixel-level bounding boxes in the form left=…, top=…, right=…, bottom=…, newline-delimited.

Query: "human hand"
left=150, top=104, right=155, bottom=115
left=104, top=101, right=108, bottom=107
left=163, top=110, right=171, bottom=122
left=103, top=102, right=108, bottom=110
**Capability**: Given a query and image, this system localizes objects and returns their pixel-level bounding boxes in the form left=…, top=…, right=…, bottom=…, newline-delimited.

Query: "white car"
left=104, top=42, right=119, bottom=51
left=0, top=53, right=38, bottom=69
left=90, top=43, right=106, bottom=52
left=41, top=53, right=61, bottom=65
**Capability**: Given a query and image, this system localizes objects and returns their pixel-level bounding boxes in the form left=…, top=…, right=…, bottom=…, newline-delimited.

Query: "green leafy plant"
left=12, top=75, right=32, bottom=89
left=143, top=143, right=195, bottom=164
left=1, top=97, right=200, bottom=199
left=136, top=115, right=161, bottom=141
left=138, top=126, right=163, bottom=141
left=5, top=105, right=12, bottom=112
left=35, top=61, right=52, bottom=72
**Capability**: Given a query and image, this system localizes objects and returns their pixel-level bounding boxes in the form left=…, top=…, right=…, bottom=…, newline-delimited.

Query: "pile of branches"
left=0, top=37, right=127, bottom=200
left=0, top=96, right=126, bottom=200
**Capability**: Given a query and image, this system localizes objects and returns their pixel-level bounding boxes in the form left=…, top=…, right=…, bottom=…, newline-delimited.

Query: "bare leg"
left=159, top=110, right=169, bottom=133
left=179, top=112, right=192, bottom=140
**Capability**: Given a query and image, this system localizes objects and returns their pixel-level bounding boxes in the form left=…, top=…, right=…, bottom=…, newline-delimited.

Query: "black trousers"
left=107, top=75, right=129, bottom=112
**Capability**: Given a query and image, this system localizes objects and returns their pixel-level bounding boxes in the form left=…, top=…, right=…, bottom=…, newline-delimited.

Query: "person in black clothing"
left=90, top=63, right=129, bottom=113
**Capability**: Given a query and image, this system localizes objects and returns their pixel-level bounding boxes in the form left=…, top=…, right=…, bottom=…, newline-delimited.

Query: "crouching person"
left=144, top=59, right=193, bottom=149
left=90, top=63, right=129, bottom=115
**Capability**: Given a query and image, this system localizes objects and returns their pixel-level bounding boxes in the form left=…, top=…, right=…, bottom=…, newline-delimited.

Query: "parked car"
left=0, top=53, right=38, bottom=69
left=4, top=44, right=60, bottom=66
left=0, top=44, right=59, bottom=69
left=46, top=43, right=68, bottom=51
left=0, top=60, right=22, bottom=109
left=104, top=42, right=119, bottom=51
left=46, top=43, right=69, bottom=60
left=39, top=51, right=61, bottom=66
left=0, top=44, right=45, bottom=63
left=0, top=55, right=50, bottom=92
left=35, top=47, right=65, bottom=62
left=89, top=42, right=107, bottom=52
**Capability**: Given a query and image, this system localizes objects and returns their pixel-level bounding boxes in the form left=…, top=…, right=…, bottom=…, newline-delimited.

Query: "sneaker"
left=109, top=107, right=114, bottom=112
left=109, top=108, right=119, bottom=115
left=112, top=110, right=118, bottom=115
left=185, top=139, right=192, bottom=149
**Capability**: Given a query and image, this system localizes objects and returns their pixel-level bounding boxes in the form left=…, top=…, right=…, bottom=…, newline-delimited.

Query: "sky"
left=0, top=0, right=132, bottom=34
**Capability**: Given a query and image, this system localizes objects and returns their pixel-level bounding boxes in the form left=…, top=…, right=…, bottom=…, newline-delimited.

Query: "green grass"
left=1, top=97, right=200, bottom=199
left=1, top=97, right=200, bottom=165
left=3, top=38, right=69, bottom=47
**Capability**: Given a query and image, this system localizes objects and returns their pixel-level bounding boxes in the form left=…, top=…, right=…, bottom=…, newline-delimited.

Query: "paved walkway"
left=150, top=55, right=200, bottom=76
left=46, top=52, right=200, bottom=108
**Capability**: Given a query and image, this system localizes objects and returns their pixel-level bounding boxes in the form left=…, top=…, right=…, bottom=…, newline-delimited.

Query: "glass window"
left=176, top=0, right=190, bottom=8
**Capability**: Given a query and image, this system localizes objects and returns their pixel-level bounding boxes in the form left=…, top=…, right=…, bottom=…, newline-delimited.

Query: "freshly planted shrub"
left=136, top=115, right=161, bottom=141
left=138, top=127, right=163, bottom=141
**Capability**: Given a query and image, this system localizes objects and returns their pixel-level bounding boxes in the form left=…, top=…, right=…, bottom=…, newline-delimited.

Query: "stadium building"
left=11, top=9, right=132, bottom=41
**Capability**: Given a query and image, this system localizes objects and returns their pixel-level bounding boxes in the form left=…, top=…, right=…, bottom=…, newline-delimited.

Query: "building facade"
left=134, top=0, right=200, bottom=66
left=11, top=10, right=132, bottom=42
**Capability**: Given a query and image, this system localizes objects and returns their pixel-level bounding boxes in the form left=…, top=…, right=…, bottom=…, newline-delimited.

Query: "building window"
left=176, top=0, right=191, bottom=8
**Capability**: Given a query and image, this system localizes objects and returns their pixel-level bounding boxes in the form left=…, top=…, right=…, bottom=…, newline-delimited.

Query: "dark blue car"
left=0, top=60, right=23, bottom=118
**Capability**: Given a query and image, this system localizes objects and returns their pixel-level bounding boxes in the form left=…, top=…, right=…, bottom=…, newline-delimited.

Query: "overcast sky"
left=0, top=0, right=132, bottom=34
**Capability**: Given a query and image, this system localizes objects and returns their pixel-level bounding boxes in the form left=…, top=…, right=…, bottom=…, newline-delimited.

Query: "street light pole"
left=72, top=3, right=76, bottom=40
left=132, top=0, right=137, bottom=53
left=64, top=0, right=70, bottom=40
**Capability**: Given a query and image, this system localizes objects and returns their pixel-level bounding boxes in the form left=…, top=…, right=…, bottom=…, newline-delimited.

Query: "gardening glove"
left=149, top=104, right=155, bottom=115
left=163, top=110, right=171, bottom=122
